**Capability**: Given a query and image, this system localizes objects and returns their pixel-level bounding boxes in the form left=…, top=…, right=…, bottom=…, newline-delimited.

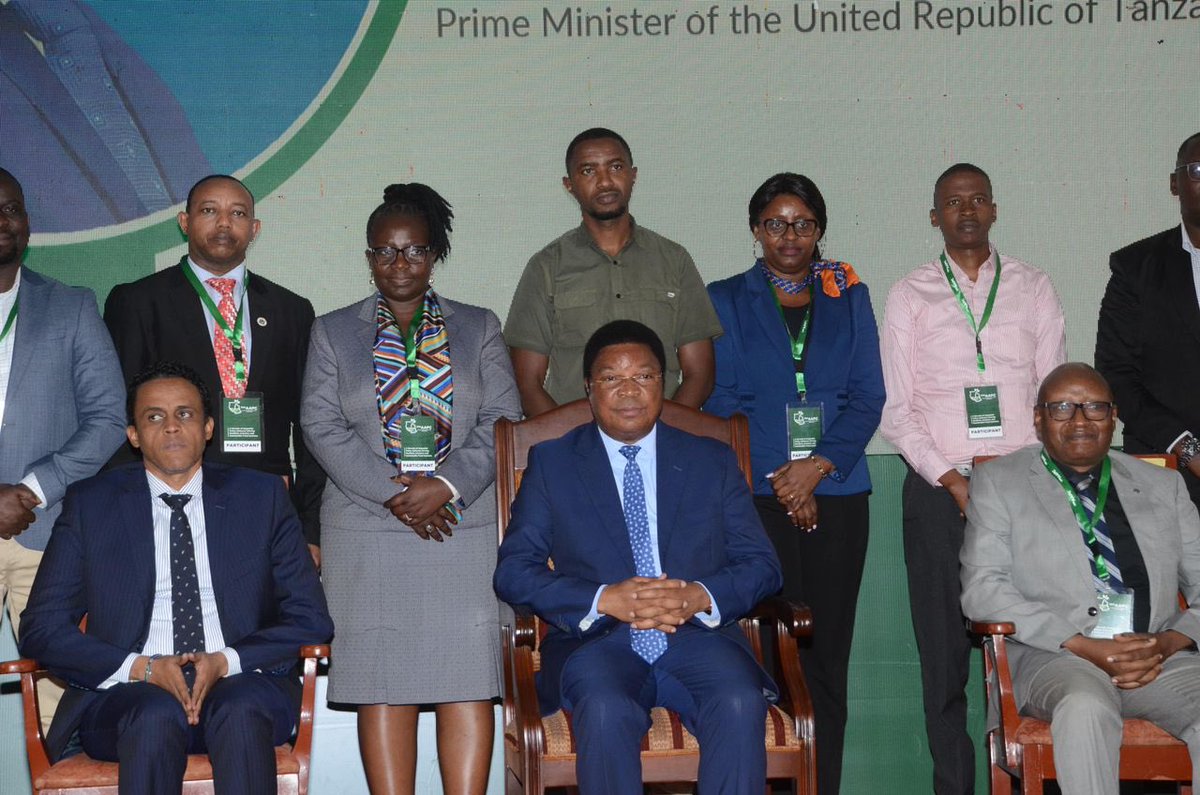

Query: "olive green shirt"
left=504, top=220, right=722, bottom=404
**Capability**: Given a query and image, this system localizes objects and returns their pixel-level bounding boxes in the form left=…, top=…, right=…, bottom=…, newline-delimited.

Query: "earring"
left=369, top=273, right=375, bottom=287
left=752, top=239, right=763, bottom=261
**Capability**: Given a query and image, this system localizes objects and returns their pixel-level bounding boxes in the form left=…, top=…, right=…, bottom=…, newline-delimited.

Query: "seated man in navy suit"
left=19, top=361, right=333, bottom=795
left=494, top=320, right=783, bottom=794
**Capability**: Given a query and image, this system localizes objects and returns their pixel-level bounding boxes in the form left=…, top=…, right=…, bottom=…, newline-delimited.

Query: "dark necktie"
left=619, top=445, right=667, bottom=663
left=1074, top=476, right=1125, bottom=592
left=160, top=493, right=205, bottom=655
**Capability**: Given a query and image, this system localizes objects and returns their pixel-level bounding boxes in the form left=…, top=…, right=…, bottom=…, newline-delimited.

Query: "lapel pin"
left=256, top=317, right=268, bottom=327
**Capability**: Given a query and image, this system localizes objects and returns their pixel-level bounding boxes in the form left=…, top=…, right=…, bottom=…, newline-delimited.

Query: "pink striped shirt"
left=880, top=247, right=1066, bottom=485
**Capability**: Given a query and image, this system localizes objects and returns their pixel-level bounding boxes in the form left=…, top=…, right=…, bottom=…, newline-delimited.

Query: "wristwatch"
left=1177, top=435, right=1200, bottom=469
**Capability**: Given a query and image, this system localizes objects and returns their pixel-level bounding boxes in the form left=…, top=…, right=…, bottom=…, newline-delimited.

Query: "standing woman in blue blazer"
left=703, top=172, right=885, bottom=795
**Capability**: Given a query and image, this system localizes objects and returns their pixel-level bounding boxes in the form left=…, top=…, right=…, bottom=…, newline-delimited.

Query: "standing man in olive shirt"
left=504, top=128, right=722, bottom=416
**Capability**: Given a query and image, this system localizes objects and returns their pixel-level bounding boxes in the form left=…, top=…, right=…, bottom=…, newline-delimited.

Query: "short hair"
left=1177, top=132, right=1200, bottom=168
left=126, top=361, right=212, bottom=425
left=366, top=183, right=454, bottom=263
left=933, top=163, right=992, bottom=206
left=1036, top=362, right=1112, bottom=405
left=0, top=167, right=21, bottom=192
left=748, top=173, right=828, bottom=261
left=565, top=128, right=633, bottom=173
left=185, top=174, right=254, bottom=213
left=582, top=320, right=666, bottom=381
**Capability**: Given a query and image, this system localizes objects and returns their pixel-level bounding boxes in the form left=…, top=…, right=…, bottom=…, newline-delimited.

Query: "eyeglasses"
left=1036, top=401, right=1115, bottom=421
left=1176, top=162, right=1200, bottom=182
left=759, top=218, right=820, bottom=238
left=366, top=245, right=433, bottom=267
left=590, top=373, right=663, bottom=391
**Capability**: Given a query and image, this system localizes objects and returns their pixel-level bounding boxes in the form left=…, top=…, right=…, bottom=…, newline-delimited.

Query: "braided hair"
left=366, top=183, right=454, bottom=263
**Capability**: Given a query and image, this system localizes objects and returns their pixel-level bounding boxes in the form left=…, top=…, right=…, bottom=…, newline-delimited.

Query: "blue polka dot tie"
left=161, top=494, right=204, bottom=655
left=619, top=445, right=667, bottom=663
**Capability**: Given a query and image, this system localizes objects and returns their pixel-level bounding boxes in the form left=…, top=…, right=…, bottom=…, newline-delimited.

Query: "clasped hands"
left=134, top=651, right=228, bottom=726
left=0, top=483, right=40, bottom=540
left=1064, top=630, right=1194, bottom=690
left=768, top=456, right=833, bottom=530
left=598, top=575, right=712, bottom=632
left=385, top=474, right=458, bottom=541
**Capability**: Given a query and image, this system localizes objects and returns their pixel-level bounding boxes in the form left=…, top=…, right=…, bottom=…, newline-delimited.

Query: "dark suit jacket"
left=493, top=421, right=782, bottom=713
left=0, top=2, right=210, bottom=233
left=104, top=260, right=324, bottom=543
left=704, top=266, right=884, bottom=496
left=1096, top=226, right=1199, bottom=456
left=18, top=462, right=333, bottom=762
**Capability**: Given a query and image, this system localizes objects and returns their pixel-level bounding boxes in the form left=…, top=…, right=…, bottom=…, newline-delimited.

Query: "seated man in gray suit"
left=961, top=362, right=1200, bottom=795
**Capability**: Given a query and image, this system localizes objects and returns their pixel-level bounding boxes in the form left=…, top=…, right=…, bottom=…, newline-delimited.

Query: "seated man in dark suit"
left=19, top=361, right=333, bottom=795
left=493, top=320, right=783, bottom=794
left=961, top=363, right=1200, bottom=795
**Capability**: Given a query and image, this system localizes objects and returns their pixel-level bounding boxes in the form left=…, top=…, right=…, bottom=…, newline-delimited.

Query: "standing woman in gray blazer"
left=302, top=184, right=521, bottom=794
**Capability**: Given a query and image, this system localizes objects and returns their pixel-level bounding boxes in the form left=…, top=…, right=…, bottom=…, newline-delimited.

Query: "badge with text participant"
left=1088, top=591, right=1134, bottom=639
left=786, top=402, right=823, bottom=460
left=964, top=384, right=1002, bottom=439
left=399, top=414, right=438, bottom=473
left=221, top=392, right=264, bottom=453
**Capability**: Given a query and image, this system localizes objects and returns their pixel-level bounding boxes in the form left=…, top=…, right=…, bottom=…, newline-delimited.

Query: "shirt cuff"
left=433, top=475, right=462, bottom=506
left=579, top=585, right=607, bottom=631
left=19, top=473, right=46, bottom=508
left=694, top=582, right=721, bottom=628
left=100, top=653, right=142, bottom=690
left=220, top=648, right=242, bottom=677
left=1169, top=431, right=1192, bottom=456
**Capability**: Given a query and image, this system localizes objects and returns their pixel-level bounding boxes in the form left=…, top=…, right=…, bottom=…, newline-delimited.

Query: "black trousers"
left=901, top=469, right=976, bottom=795
left=757, top=491, right=869, bottom=795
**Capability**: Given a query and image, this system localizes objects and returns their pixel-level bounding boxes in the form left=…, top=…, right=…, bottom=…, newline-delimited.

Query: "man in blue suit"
left=20, top=361, right=333, bottom=794
left=0, top=166, right=126, bottom=724
left=494, top=320, right=783, bottom=794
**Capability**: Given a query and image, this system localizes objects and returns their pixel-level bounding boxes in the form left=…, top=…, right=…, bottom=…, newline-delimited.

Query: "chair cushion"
left=1012, top=717, right=1186, bottom=747
left=541, top=705, right=799, bottom=760
left=35, top=746, right=298, bottom=788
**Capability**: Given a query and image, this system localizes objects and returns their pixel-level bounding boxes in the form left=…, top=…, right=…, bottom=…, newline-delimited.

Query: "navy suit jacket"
left=0, top=2, right=210, bottom=233
left=493, top=421, right=782, bottom=714
left=703, top=266, right=884, bottom=496
left=18, top=462, right=333, bottom=761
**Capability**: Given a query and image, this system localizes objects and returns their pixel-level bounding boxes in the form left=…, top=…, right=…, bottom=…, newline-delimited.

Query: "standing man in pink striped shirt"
left=879, top=163, right=1066, bottom=794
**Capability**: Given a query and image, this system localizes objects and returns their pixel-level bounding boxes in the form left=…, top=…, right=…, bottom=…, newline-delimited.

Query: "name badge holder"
left=770, top=284, right=825, bottom=459
left=942, top=252, right=1005, bottom=440
left=1041, top=451, right=1134, bottom=638
left=221, top=392, right=264, bottom=453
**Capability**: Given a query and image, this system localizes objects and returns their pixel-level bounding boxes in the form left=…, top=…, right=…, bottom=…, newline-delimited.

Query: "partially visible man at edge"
left=504, top=127, right=722, bottom=416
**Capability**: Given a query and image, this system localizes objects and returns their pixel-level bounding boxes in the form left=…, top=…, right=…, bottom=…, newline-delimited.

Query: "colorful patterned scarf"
left=374, top=291, right=453, bottom=469
left=759, top=258, right=861, bottom=298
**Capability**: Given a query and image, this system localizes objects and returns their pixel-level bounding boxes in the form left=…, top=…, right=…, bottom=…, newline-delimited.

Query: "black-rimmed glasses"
left=760, top=218, right=819, bottom=238
left=1036, top=401, right=1115, bottom=421
left=367, top=245, right=433, bottom=267
left=1176, top=162, right=1200, bottom=182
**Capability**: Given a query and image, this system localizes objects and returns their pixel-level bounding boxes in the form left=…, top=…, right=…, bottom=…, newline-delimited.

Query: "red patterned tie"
left=206, top=277, right=245, bottom=398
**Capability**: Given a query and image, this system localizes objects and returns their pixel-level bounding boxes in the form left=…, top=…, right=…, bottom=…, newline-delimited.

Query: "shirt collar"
left=0, top=266, right=22, bottom=299
left=187, top=257, right=247, bottom=291
left=1182, top=223, right=1199, bottom=258
left=941, top=243, right=999, bottom=284
left=598, top=423, right=657, bottom=457
left=146, top=466, right=204, bottom=500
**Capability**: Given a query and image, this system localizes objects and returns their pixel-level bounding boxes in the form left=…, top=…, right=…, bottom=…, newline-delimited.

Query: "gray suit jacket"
left=300, top=294, right=521, bottom=529
left=0, top=268, right=126, bottom=550
left=961, top=446, right=1200, bottom=685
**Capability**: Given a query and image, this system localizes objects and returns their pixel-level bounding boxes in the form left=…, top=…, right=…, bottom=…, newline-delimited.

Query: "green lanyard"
left=0, top=300, right=17, bottom=345
left=403, top=307, right=425, bottom=406
left=940, top=251, right=1001, bottom=373
left=183, top=265, right=247, bottom=385
left=769, top=286, right=813, bottom=399
left=1041, top=450, right=1114, bottom=582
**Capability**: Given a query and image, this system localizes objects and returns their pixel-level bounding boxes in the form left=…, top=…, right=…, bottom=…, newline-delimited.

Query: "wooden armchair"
left=0, top=644, right=331, bottom=795
left=971, top=453, right=1192, bottom=794
left=495, top=399, right=816, bottom=794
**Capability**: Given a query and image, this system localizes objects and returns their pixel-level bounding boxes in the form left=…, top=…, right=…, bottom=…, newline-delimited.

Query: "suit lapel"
left=655, top=423, right=686, bottom=565
left=5, top=267, right=48, bottom=411
left=199, top=465, right=233, bottom=636
left=1028, top=450, right=1095, bottom=589
left=1155, top=231, right=1200, bottom=344
left=169, top=261, right=225, bottom=391
left=118, top=468, right=157, bottom=639
left=244, top=275, right=276, bottom=393
left=574, top=425, right=637, bottom=571
left=355, top=296, right=390, bottom=458
left=1109, top=455, right=1168, bottom=624
left=745, top=269, right=793, bottom=365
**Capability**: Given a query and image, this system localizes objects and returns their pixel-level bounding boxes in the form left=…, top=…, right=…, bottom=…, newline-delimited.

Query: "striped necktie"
left=1075, top=475, right=1125, bottom=593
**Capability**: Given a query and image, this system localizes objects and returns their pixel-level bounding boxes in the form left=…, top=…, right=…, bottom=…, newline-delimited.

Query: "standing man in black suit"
left=104, top=175, right=324, bottom=563
left=1097, top=132, right=1200, bottom=506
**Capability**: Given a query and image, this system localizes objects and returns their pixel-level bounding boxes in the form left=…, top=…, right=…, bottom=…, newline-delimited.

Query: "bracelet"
left=143, top=654, right=160, bottom=683
left=811, top=457, right=829, bottom=479
left=1179, top=435, right=1200, bottom=469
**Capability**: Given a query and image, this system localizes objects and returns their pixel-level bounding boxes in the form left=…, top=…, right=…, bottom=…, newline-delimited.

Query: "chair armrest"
left=0, top=658, right=41, bottom=675
left=500, top=602, right=545, bottom=787
left=969, top=621, right=1015, bottom=636
left=509, top=604, right=539, bottom=650
left=0, top=658, right=52, bottom=781
left=292, top=645, right=329, bottom=788
left=299, top=644, right=331, bottom=659
left=745, top=596, right=813, bottom=639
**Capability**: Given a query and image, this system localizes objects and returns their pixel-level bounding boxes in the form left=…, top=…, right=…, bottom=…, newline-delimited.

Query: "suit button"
left=1087, top=607, right=1098, bottom=617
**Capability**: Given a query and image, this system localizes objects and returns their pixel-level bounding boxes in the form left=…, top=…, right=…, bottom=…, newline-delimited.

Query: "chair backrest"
left=495, top=399, right=752, bottom=540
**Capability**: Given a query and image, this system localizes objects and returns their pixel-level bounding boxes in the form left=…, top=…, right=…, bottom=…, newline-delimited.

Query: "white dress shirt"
left=103, top=467, right=241, bottom=687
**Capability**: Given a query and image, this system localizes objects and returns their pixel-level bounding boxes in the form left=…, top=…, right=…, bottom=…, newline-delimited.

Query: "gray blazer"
left=301, top=294, right=520, bottom=528
left=0, top=268, right=126, bottom=550
left=961, top=446, right=1200, bottom=683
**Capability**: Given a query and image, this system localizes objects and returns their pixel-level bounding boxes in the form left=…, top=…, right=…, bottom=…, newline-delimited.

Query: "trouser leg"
left=0, top=538, right=63, bottom=733
left=79, top=682, right=190, bottom=795
left=201, top=672, right=297, bottom=795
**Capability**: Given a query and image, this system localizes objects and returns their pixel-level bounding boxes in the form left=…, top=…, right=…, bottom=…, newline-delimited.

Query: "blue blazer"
left=0, top=267, right=126, bottom=551
left=493, top=421, right=782, bottom=714
left=19, top=462, right=334, bottom=761
left=703, top=265, right=885, bottom=497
